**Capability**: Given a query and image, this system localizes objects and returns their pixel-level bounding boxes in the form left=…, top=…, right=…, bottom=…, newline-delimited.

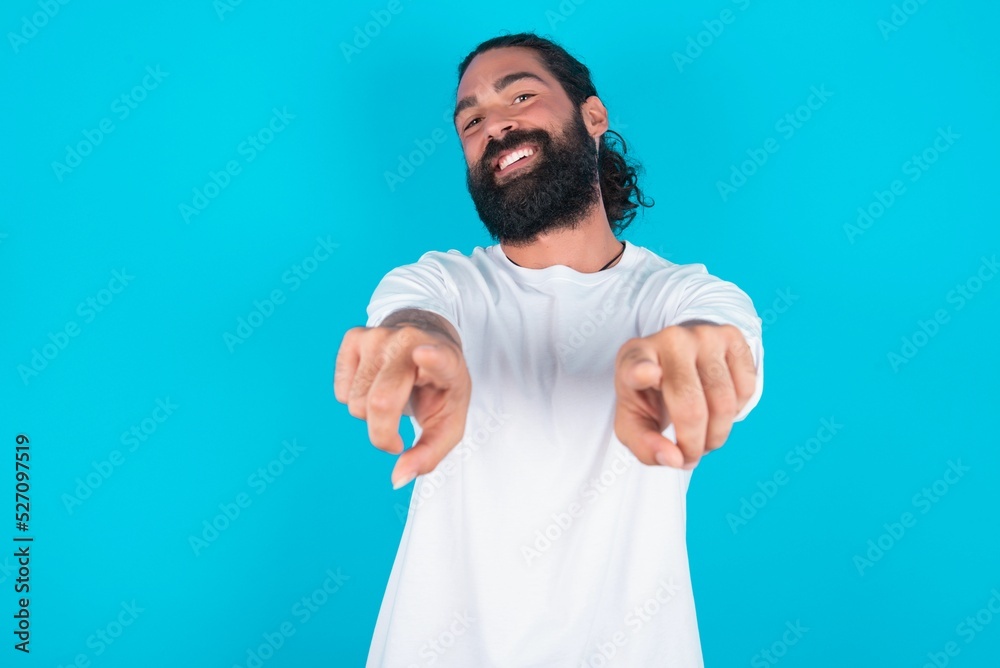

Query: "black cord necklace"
left=507, top=241, right=626, bottom=271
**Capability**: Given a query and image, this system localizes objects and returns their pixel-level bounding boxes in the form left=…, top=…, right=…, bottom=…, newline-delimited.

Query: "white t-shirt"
left=364, top=240, right=764, bottom=668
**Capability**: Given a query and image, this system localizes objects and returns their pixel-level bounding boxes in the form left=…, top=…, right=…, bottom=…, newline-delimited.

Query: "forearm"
left=380, top=308, right=462, bottom=349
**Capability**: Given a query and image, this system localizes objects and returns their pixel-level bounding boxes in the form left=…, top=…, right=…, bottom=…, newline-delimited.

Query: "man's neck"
left=500, top=211, right=623, bottom=273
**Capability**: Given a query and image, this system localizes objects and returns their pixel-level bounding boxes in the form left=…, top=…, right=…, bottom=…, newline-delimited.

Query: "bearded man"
left=335, top=31, right=765, bottom=667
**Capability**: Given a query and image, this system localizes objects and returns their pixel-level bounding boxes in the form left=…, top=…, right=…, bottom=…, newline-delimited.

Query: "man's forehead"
left=456, top=48, right=550, bottom=97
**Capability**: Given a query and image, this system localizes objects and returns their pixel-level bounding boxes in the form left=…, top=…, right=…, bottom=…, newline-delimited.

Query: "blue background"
left=2, top=0, right=998, bottom=666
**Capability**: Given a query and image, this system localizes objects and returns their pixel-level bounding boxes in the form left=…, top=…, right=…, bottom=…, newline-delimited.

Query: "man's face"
left=454, top=48, right=602, bottom=245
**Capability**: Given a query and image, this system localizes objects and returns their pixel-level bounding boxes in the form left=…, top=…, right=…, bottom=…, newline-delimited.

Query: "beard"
left=465, top=109, right=602, bottom=246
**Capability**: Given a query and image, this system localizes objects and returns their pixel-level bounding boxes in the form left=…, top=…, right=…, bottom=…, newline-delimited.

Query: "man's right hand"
left=334, top=315, right=472, bottom=490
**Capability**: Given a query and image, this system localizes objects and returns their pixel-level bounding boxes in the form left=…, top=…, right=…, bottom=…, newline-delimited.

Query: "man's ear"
left=580, top=95, right=609, bottom=138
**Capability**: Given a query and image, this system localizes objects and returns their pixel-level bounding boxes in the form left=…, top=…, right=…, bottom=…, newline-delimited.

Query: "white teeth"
left=498, top=147, right=535, bottom=171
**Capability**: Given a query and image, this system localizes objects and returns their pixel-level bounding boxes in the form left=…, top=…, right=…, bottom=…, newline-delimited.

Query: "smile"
left=494, top=146, right=539, bottom=176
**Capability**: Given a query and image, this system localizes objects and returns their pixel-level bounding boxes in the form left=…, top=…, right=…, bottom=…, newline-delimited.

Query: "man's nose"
left=485, top=116, right=517, bottom=143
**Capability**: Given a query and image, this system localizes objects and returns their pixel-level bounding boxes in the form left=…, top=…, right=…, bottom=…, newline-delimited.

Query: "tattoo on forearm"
left=381, top=309, right=460, bottom=347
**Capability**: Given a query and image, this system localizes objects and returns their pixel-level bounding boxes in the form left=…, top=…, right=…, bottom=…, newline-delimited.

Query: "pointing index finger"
left=616, top=339, right=663, bottom=391
left=412, top=343, right=462, bottom=388
left=654, top=328, right=707, bottom=466
left=614, top=339, right=686, bottom=468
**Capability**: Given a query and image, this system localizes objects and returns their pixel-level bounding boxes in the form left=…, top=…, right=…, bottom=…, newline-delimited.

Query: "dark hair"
left=457, top=32, right=654, bottom=236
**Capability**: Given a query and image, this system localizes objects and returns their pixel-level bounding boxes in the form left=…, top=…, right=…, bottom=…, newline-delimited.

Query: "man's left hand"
left=613, top=321, right=757, bottom=470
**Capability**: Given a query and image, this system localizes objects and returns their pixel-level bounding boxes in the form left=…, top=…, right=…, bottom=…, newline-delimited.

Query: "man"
left=335, top=32, right=764, bottom=667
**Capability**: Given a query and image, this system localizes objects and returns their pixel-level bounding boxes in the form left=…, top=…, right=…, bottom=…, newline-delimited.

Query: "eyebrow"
left=453, top=71, right=549, bottom=127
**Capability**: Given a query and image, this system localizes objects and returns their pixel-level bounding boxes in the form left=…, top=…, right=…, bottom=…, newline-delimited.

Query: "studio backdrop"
left=3, top=0, right=998, bottom=666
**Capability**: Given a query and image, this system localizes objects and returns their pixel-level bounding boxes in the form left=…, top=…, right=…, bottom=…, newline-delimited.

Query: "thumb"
left=391, top=348, right=468, bottom=489
left=390, top=421, right=461, bottom=490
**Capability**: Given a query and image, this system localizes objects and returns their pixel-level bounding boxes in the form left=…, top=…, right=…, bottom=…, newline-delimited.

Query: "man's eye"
left=464, top=95, right=535, bottom=131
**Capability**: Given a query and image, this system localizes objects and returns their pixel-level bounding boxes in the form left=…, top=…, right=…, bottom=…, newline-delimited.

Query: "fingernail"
left=392, top=471, right=416, bottom=490
left=682, top=460, right=698, bottom=471
left=654, top=451, right=671, bottom=467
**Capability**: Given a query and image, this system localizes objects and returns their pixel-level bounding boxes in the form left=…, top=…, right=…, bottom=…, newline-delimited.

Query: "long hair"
left=457, top=32, right=654, bottom=236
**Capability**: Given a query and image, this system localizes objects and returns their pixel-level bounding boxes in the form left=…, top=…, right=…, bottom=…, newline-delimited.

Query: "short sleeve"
left=647, top=264, right=764, bottom=422
left=365, top=253, right=463, bottom=342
